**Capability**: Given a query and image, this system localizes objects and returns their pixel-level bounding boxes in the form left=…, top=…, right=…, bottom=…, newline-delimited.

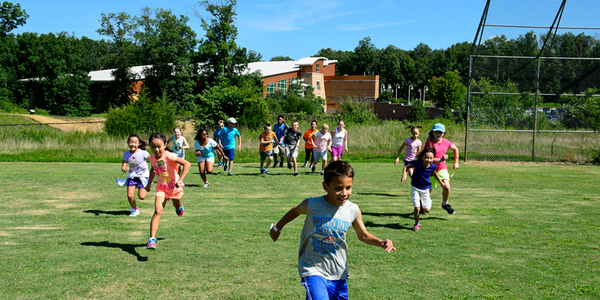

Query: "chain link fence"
left=464, top=55, right=600, bottom=163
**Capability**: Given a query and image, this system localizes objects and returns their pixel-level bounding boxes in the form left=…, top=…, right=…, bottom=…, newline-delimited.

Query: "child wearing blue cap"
left=424, top=123, right=459, bottom=214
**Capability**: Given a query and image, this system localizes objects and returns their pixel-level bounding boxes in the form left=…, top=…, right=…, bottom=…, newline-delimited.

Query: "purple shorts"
left=126, top=177, right=147, bottom=189
left=331, top=145, right=344, bottom=157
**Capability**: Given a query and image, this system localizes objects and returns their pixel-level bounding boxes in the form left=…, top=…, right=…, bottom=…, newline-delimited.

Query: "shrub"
left=339, top=97, right=378, bottom=123
left=104, top=89, right=177, bottom=137
left=409, top=100, right=428, bottom=122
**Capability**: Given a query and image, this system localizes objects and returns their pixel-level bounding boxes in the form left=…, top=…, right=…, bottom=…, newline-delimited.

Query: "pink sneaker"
left=176, top=206, right=184, bottom=216
left=413, top=224, right=421, bottom=232
left=146, top=237, right=157, bottom=249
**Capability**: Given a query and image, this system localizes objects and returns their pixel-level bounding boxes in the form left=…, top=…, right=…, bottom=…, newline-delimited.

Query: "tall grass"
left=0, top=113, right=597, bottom=163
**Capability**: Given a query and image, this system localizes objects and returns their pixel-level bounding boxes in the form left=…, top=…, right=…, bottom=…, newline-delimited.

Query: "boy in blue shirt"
left=270, top=161, right=396, bottom=299
left=219, top=117, right=242, bottom=176
left=273, top=115, right=288, bottom=168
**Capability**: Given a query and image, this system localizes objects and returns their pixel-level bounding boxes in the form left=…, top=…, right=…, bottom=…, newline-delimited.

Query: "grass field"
left=1, top=162, right=599, bottom=299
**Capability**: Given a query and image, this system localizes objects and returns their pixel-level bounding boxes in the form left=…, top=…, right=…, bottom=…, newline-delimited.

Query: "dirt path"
left=20, top=114, right=106, bottom=132
left=19, top=114, right=196, bottom=136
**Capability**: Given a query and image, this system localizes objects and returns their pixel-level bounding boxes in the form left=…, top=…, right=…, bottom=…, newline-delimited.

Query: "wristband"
left=440, top=157, right=446, bottom=162
left=271, top=223, right=280, bottom=233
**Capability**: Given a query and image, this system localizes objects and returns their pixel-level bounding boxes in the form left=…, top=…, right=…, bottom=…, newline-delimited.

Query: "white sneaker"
left=129, top=208, right=140, bottom=217
left=203, top=182, right=209, bottom=188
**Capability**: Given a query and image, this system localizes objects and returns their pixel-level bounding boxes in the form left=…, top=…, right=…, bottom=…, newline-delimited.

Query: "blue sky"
left=10, top=0, right=598, bottom=61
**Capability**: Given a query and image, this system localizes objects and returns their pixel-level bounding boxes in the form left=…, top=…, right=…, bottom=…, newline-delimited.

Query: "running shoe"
left=413, top=224, right=421, bottom=232
left=302, top=162, right=307, bottom=168
left=263, top=168, right=268, bottom=175
left=176, top=206, right=184, bottom=216
left=217, top=161, right=223, bottom=167
left=442, top=204, right=455, bottom=215
left=311, top=165, right=316, bottom=172
left=294, top=172, right=299, bottom=176
left=320, top=170, right=325, bottom=175
left=203, top=182, right=209, bottom=188
left=279, top=161, right=284, bottom=167
left=146, top=237, right=157, bottom=249
left=272, top=161, right=278, bottom=168
left=223, top=163, right=228, bottom=172
left=288, top=162, right=292, bottom=169
left=260, top=167, right=264, bottom=174
left=228, top=172, right=234, bottom=176
left=129, top=208, right=140, bottom=217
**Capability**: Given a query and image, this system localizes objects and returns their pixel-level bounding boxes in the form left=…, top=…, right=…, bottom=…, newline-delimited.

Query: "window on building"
left=316, top=81, right=321, bottom=91
left=267, top=82, right=277, bottom=95
left=316, top=64, right=320, bottom=72
left=278, top=79, right=287, bottom=93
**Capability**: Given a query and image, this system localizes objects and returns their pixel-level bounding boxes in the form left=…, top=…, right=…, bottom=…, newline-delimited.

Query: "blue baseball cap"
left=432, top=123, right=445, bottom=133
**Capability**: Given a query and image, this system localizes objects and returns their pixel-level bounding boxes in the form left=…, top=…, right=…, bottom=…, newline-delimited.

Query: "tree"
left=409, top=99, right=428, bottom=122
left=269, top=55, right=293, bottom=61
left=247, top=50, right=262, bottom=62
left=314, top=48, right=353, bottom=75
left=427, top=71, right=467, bottom=109
left=352, top=37, right=377, bottom=75
left=266, top=79, right=323, bottom=115
left=135, top=7, right=198, bottom=111
left=196, top=0, right=249, bottom=85
left=0, top=1, right=28, bottom=37
left=97, top=12, right=139, bottom=107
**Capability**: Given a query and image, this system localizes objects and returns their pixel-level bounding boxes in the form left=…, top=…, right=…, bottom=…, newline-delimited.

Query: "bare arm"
left=181, top=137, right=190, bottom=150
left=352, top=209, right=396, bottom=252
left=237, top=135, right=242, bottom=151
left=270, top=199, right=309, bottom=242
left=174, top=157, right=191, bottom=187
left=394, top=141, right=407, bottom=165
left=344, top=130, right=348, bottom=152
left=450, top=143, right=460, bottom=170
left=121, top=161, right=128, bottom=173
left=145, top=167, right=156, bottom=191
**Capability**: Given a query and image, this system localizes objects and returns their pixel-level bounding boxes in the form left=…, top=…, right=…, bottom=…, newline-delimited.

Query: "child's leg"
left=292, top=156, right=297, bottom=172
left=205, top=161, right=214, bottom=174
left=198, top=162, right=207, bottom=183
left=137, top=186, right=147, bottom=201
left=266, top=155, right=272, bottom=168
left=150, top=195, right=167, bottom=238
left=321, top=159, right=327, bottom=171
left=414, top=207, right=420, bottom=224
left=260, top=159, right=265, bottom=170
left=172, top=198, right=183, bottom=210
left=126, top=186, right=137, bottom=209
left=442, top=179, right=451, bottom=204
left=228, top=159, right=234, bottom=173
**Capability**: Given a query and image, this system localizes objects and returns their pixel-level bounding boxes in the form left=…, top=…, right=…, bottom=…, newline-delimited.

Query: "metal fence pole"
left=532, top=57, right=542, bottom=162
left=464, top=55, right=473, bottom=162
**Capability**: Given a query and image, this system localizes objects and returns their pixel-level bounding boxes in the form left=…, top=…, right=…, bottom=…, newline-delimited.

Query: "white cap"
left=227, top=117, right=238, bottom=124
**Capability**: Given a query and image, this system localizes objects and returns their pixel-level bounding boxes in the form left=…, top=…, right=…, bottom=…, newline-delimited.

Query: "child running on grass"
left=311, top=123, right=332, bottom=175
left=273, top=115, right=289, bottom=168
left=270, top=160, right=396, bottom=299
left=259, top=123, right=277, bottom=174
left=283, top=120, right=302, bottom=176
left=194, top=128, right=225, bottom=188
left=395, top=125, right=422, bottom=181
left=402, top=147, right=441, bottom=232
left=219, top=118, right=242, bottom=176
left=168, top=127, right=189, bottom=176
left=302, top=120, right=318, bottom=168
left=213, top=120, right=225, bottom=167
left=424, top=123, right=459, bottom=215
left=145, top=133, right=191, bottom=250
left=121, top=134, right=150, bottom=217
left=331, top=120, right=349, bottom=161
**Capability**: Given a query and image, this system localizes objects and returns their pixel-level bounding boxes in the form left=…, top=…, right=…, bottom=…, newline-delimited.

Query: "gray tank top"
left=298, top=196, right=359, bottom=280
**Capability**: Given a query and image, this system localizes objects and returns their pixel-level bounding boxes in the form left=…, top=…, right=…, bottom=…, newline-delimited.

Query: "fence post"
left=532, top=57, right=541, bottom=162
left=464, top=55, right=473, bottom=162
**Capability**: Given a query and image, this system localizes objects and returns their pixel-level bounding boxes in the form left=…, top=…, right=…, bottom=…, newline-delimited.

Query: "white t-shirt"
left=312, top=131, right=331, bottom=152
left=331, top=128, right=346, bottom=147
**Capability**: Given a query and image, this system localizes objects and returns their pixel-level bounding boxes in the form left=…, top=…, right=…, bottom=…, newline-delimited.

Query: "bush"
left=104, top=89, right=177, bottom=137
left=409, top=100, right=428, bottom=122
left=339, top=97, right=378, bottom=123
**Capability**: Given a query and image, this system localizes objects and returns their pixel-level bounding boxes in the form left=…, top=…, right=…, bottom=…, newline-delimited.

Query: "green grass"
left=1, top=162, right=598, bottom=299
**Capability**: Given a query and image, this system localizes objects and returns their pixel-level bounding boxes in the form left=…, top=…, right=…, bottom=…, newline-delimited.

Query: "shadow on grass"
left=80, top=239, right=163, bottom=262
left=364, top=221, right=413, bottom=231
left=83, top=210, right=131, bottom=216
left=355, top=192, right=398, bottom=197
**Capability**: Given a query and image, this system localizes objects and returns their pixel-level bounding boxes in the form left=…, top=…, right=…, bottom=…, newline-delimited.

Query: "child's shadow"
left=83, top=210, right=130, bottom=216
left=363, top=212, right=446, bottom=231
left=80, top=239, right=164, bottom=262
left=355, top=192, right=397, bottom=198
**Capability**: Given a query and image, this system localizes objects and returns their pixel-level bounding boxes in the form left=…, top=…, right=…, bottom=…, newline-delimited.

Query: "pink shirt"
left=404, top=137, right=422, bottom=161
left=312, top=131, right=331, bottom=152
left=425, top=138, right=452, bottom=171
left=149, top=151, right=182, bottom=196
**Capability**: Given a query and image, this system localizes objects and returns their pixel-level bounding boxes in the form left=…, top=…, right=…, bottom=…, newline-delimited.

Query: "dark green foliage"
left=338, top=97, right=378, bottom=123
left=247, top=50, right=262, bottom=62
left=0, top=1, right=28, bottom=37
left=409, top=99, right=428, bottom=122
left=104, top=88, right=177, bottom=137
left=269, top=55, right=293, bottom=61
left=561, top=88, right=600, bottom=130
left=378, top=90, right=394, bottom=102
left=427, top=71, right=467, bottom=109
left=266, top=80, right=324, bottom=116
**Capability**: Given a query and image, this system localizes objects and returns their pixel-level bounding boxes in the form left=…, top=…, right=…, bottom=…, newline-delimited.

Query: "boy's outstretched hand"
left=270, top=227, right=280, bottom=242
left=381, top=239, right=396, bottom=253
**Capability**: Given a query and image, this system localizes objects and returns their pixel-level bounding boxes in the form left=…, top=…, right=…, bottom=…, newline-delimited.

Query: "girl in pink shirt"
left=145, top=133, right=191, bottom=250
left=395, top=125, right=422, bottom=182
left=424, top=123, right=459, bottom=215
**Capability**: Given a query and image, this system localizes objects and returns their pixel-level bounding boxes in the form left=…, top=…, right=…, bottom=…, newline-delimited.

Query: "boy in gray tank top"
left=270, top=161, right=396, bottom=299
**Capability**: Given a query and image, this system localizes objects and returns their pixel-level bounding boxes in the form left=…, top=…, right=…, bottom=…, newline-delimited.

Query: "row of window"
left=267, top=78, right=321, bottom=95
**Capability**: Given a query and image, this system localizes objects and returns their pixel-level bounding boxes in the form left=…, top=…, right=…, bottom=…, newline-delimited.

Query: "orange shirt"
left=303, top=128, right=318, bottom=149
left=259, top=131, right=277, bottom=152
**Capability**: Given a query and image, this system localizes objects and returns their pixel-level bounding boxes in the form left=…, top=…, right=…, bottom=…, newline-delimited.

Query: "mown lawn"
left=1, top=162, right=599, bottom=299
